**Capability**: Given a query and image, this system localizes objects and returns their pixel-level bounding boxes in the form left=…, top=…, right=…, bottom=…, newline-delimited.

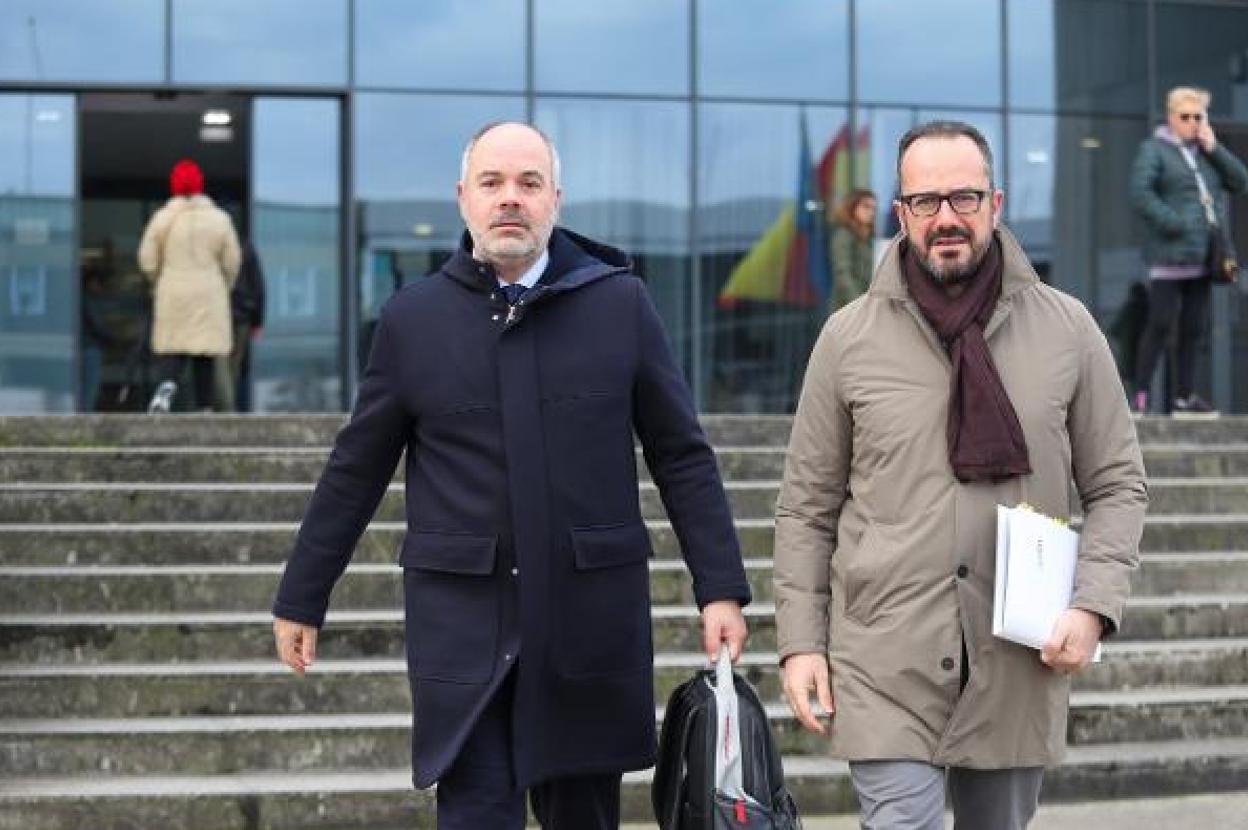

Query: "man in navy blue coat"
left=272, top=122, right=751, bottom=829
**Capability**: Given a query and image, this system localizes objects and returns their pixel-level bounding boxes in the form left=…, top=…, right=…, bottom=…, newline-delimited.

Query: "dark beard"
left=920, top=234, right=992, bottom=284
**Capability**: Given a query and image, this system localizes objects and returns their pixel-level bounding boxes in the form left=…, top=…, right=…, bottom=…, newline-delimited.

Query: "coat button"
left=956, top=565, right=969, bottom=578
left=941, top=657, right=955, bottom=671
left=503, top=653, right=513, bottom=662
left=492, top=314, right=500, bottom=321
left=510, top=567, right=519, bottom=577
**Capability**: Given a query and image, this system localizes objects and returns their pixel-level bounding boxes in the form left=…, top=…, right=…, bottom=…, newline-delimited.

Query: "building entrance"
left=79, top=92, right=248, bottom=411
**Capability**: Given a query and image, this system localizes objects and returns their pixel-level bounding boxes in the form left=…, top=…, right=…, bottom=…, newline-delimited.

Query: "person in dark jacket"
left=1129, top=86, right=1248, bottom=416
left=222, top=240, right=265, bottom=411
left=271, top=121, right=751, bottom=830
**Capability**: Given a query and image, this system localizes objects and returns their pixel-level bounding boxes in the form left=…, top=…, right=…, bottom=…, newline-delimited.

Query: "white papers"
left=993, top=505, right=1102, bottom=662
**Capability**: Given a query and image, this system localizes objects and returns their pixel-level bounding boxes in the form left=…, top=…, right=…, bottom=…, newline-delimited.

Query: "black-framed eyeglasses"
left=1177, top=112, right=1205, bottom=123
left=896, top=188, right=990, bottom=218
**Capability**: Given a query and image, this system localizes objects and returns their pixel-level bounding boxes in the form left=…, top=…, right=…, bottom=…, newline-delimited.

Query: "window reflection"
left=536, top=98, right=692, bottom=375
left=0, top=95, right=76, bottom=412
left=1007, top=113, right=1150, bottom=385
left=1007, top=114, right=1057, bottom=273
left=173, top=0, right=347, bottom=86
left=1049, top=0, right=1149, bottom=115
left=354, top=94, right=526, bottom=364
left=535, top=0, right=688, bottom=95
left=1007, top=0, right=1056, bottom=110
left=698, top=104, right=848, bottom=413
left=250, top=98, right=342, bottom=413
left=0, top=0, right=163, bottom=83
left=699, top=0, right=848, bottom=100
left=355, top=0, right=525, bottom=91
left=1155, top=3, right=1248, bottom=119
left=856, top=0, right=1000, bottom=108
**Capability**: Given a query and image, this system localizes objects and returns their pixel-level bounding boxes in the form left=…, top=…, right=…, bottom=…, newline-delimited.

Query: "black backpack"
left=653, top=650, right=802, bottom=829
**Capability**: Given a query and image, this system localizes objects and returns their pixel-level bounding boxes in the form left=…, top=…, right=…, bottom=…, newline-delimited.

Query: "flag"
left=787, top=116, right=832, bottom=306
left=816, top=124, right=870, bottom=212
left=718, top=113, right=843, bottom=309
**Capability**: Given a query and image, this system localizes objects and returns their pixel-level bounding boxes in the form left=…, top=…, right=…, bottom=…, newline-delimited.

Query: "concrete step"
left=3, top=413, right=1248, bottom=449
left=2, top=514, right=1246, bottom=567
left=0, top=414, right=799, bottom=450
left=0, top=559, right=777, bottom=615
left=4, top=640, right=1246, bottom=719
left=4, top=444, right=1244, bottom=484
left=2, top=738, right=1248, bottom=830
left=5, top=688, right=1247, bottom=776
left=0, top=481, right=783, bottom=524
left=4, top=598, right=1248, bottom=664
left=0, top=447, right=788, bottom=484
left=0, top=478, right=1240, bottom=524
left=2, top=552, right=1244, bottom=615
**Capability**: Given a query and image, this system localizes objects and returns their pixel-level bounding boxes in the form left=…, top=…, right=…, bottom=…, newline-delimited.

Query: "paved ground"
left=619, top=792, right=1248, bottom=829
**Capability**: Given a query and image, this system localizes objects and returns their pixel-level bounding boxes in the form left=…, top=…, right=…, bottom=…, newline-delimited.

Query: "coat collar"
left=170, top=194, right=215, bottom=209
left=442, top=226, right=632, bottom=297
left=869, top=224, right=1040, bottom=304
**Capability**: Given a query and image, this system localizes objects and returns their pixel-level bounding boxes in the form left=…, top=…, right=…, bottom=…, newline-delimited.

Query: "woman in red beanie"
left=138, top=158, right=242, bottom=412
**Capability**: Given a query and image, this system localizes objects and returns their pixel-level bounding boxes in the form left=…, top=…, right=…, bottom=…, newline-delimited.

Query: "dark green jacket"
left=1129, top=129, right=1248, bottom=267
left=829, top=223, right=873, bottom=312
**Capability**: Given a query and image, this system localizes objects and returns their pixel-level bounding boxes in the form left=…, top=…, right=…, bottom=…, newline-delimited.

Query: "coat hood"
left=1153, top=124, right=1201, bottom=151
left=442, top=226, right=632, bottom=298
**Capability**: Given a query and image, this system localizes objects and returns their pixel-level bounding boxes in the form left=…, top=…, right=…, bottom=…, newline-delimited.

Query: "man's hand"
left=701, top=600, right=748, bottom=662
left=273, top=617, right=318, bottom=675
left=1197, top=120, right=1217, bottom=153
left=1041, top=608, right=1103, bottom=674
left=781, top=652, right=834, bottom=735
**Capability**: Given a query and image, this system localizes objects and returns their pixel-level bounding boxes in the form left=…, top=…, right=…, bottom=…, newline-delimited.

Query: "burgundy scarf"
left=901, top=238, right=1031, bottom=482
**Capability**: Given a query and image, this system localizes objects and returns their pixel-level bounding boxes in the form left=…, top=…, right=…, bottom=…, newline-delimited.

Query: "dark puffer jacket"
left=1128, top=127, right=1248, bottom=268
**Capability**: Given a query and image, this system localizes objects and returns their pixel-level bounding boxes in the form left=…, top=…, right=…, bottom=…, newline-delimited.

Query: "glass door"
left=249, top=97, right=342, bottom=412
left=0, top=93, right=76, bottom=412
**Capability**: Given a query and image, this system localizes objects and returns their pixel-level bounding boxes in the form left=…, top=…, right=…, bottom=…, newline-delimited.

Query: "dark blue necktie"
left=501, top=283, right=527, bottom=305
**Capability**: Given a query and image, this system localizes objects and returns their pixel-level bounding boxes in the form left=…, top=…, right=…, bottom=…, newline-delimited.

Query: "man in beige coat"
left=774, top=121, right=1147, bottom=830
left=138, top=159, right=241, bottom=412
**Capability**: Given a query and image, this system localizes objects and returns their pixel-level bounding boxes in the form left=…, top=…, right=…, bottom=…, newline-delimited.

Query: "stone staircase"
left=1, top=414, right=1247, bottom=829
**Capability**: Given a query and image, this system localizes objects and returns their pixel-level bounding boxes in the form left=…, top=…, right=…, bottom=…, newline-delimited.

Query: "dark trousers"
left=436, top=670, right=621, bottom=830
left=154, top=355, right=222, bottom=411
left=1133, top=276, right=1211, bottom=400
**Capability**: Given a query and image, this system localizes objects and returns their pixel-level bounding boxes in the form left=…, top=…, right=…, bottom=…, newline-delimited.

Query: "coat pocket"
left=400, top=531, right=499, bottom=684
left=556, top=523, right=654, bottom=678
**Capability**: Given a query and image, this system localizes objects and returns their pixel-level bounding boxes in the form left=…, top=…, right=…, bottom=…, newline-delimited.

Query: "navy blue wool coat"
left=273, top=228, right=751, bottom=789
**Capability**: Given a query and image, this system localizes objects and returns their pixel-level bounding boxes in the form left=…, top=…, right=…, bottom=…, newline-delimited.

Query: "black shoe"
left=1171, top=394, right=1218, bottom=418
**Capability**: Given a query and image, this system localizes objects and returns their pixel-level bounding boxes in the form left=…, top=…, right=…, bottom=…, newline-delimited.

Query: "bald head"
left=460, top=121, right=561, bottom=189
left=457, top=121, right=563, bottom=283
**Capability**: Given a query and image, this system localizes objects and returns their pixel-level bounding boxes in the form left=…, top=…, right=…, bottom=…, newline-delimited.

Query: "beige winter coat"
left=138, top=195, right=241, bottom=356
left=774, top=225, right=1147, bottom=769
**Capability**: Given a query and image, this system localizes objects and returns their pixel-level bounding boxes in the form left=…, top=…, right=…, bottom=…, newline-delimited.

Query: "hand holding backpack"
left=653, top=645, right=802, bottom=829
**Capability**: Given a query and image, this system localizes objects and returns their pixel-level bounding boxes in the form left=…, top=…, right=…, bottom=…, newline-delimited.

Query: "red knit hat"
left=170, top=159, right=204, bottom=196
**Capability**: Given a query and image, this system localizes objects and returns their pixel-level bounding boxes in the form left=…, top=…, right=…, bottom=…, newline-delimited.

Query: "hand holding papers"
left=993, top=504, right=1102, bottom=663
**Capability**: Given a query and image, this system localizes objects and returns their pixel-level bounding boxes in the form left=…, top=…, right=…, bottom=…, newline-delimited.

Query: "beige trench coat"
left=138, top=195, right=241, bottom=356
left=774, top=225, right=1147, bottom=768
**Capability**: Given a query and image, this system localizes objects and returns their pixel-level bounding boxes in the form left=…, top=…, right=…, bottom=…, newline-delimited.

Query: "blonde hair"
left=1167, top=86, right=1211, bottom=112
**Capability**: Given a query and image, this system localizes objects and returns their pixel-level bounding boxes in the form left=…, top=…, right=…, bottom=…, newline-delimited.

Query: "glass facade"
left=251, top=97, right=342, bottom=412
left=0, top=94, right=76, bottom=412
left=172, top=0, right=348, bottom=87
left=1, top=0, right=1247, bottom=414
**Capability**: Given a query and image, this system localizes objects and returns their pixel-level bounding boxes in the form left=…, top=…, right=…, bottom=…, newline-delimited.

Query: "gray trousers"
left=850, top=761, right=1043, bottom=830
